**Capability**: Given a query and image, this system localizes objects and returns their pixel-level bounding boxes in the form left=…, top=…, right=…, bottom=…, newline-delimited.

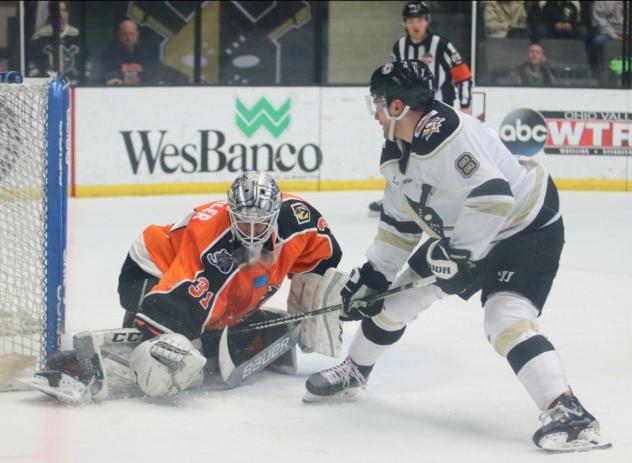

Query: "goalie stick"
left=216, top=275, right=437, bottom=387
left=219, top=322, right=301, bottom=388
left=228, top=275, right=437, bottom=334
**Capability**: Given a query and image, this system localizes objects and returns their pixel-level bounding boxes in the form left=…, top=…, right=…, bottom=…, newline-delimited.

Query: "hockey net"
left=0, top=77, right=68, bottom=391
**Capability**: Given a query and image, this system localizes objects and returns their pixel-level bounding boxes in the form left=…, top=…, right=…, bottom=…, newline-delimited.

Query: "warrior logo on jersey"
left=422, top=116, right=445, bottom=141
left=291, top=203, right=311, bottom=224
left=207, top=248, right=234, bottom=274
left=382, top=63, right=393, bottom=74
left=455, top=152, right=479, bottom=178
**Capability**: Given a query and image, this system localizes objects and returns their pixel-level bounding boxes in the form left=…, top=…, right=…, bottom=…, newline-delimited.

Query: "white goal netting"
left=0, top=78, right=67, bottom=390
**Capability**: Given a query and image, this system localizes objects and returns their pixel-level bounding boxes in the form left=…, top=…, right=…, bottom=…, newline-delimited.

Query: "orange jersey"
left=129, top=194, right=341, bottom=338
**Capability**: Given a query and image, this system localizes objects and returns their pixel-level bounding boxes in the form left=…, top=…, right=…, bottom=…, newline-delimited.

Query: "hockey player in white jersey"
left=304, top=59, right=611, bottom=453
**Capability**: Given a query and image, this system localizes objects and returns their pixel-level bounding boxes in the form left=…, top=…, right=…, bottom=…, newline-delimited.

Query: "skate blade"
left=302, top=388, right=363, bottom=404
left=18, top=374, right=92, bottom=405
left=539, top=432, right=613, bottom=453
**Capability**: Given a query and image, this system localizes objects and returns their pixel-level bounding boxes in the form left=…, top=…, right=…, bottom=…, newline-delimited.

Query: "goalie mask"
left=367, top=60, right=435, bottom=141
left=227, top=171, right=282, bottom=264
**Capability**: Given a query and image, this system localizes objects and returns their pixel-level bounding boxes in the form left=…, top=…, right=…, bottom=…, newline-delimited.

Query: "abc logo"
left=499, top=108, right=547, bottom=156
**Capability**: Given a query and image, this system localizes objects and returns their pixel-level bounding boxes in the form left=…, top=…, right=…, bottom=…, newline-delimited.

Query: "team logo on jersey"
left=421, top=116, right=445, bottom=141
left=291, top=203, right=311, bottom=224
left=381, top=63, right=393, bottom=74
left=455, top=152, right=479, bottom=178
left=207, top=248, right=234, bottom=274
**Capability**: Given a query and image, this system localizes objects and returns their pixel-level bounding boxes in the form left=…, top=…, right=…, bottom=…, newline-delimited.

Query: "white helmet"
left=227, top=171, right=282, bottom=259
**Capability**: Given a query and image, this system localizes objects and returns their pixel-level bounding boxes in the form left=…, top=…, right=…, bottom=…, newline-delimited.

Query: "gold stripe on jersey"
left=376, top=228, right=419, bottom=252
left=503, top=160, right=546, bottom=234
left=465, top=201, right=513, bottom=217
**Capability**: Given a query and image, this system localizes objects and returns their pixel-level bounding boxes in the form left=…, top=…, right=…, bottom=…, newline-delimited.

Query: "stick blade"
left=219, top=324, right=301, bottom=388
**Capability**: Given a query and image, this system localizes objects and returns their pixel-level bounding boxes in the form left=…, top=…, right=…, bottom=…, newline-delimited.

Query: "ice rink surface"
left=1, top=190, right=630, bottom=463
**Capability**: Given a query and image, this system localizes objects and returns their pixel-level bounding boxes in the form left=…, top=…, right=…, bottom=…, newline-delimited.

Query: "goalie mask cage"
left=0, top=76, right=69, bottom=391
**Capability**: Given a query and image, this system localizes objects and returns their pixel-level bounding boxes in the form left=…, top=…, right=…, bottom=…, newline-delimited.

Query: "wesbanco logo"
left=120, top=96, right=323, bottom=175
left=500, top=108, right=632, bottom=156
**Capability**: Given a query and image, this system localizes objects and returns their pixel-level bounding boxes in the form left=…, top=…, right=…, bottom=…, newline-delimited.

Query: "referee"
left=369, top=1, right=473, bottom=216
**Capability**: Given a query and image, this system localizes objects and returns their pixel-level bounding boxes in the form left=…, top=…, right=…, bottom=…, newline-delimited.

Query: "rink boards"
left=71, top=86, right=632, bottom=196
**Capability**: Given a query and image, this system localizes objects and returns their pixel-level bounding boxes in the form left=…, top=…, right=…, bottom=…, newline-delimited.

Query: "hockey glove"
left=426, top=238, right=476, bottom=295
left=130, top=334, right=206, bottom=397
left=340, top=262, right=390, bottom=321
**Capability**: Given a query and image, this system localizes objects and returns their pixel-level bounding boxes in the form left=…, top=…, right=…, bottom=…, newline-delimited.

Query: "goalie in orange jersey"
left=114, top=171, right=344, bottom=397
left=23, top=171, right=346, bottom=403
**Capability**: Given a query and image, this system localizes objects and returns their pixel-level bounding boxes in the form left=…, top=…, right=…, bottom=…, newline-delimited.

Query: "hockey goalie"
left=22, top=171, right=347, bottom=403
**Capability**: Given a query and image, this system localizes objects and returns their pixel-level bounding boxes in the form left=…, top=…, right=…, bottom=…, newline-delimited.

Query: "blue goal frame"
left=45, top=77, right=69, bottom=358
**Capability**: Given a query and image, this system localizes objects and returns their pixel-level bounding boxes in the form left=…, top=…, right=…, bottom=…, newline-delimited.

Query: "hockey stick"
left=218, top=323, right=301, bottom=388
left=227, top=275, right=437, bottom=334
left=218, top=275, right=437, bottom=387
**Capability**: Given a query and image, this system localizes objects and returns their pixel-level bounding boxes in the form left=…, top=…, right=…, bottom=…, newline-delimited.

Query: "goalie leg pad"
left=129, top=334, right=206, bottom=397
left=297, top=268, right=346, bottom=357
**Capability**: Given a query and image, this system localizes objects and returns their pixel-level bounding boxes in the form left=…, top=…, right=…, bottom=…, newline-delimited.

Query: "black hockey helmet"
left=403, top=1, right=430, bottom=20
left=369, top=60, right=435, bottom=111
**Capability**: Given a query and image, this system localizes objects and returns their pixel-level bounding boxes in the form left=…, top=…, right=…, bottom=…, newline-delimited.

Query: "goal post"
left=0, top=74, right=69, bottom=390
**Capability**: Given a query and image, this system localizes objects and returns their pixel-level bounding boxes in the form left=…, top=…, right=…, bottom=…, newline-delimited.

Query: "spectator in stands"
left=28, top=0, right=90, bottom=84
left=507, top=42, right=557, bottom=86
left=100, top=19, right=159, bottom=85
left=527, top=1, right=588, bottom=40
left=483, top=1, right=529, bottom=38
left=591, top=1, right=623, bottom=47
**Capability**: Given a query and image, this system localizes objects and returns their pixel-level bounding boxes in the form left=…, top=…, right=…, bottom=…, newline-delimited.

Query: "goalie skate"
left=18, top=371, right=92, bottom=405
left=533, top=393, right=612, bottom=453
left=303, top=356, right=371, bottom=403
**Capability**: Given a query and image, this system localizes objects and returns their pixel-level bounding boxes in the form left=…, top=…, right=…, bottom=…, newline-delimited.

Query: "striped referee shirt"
left=392, top=33, right=473, bottom=109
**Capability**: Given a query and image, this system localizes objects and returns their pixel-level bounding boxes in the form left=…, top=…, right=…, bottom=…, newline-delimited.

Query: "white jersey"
left=368, top=100, right=561, bottom=281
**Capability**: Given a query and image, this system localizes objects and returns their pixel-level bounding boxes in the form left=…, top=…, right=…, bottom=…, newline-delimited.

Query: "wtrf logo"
left=500, top=108, right=632, bottom=156
left=120, top=129, right=322, bottom=174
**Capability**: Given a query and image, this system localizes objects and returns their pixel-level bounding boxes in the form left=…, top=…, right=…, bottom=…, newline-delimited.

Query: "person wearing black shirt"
left=100, top=19, right=158, bottom=85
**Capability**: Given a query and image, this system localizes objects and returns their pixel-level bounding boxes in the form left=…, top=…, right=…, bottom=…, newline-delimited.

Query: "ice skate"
left=533, top=393, right=612, bottom=452
left=303, top=356, right=372, bottom=403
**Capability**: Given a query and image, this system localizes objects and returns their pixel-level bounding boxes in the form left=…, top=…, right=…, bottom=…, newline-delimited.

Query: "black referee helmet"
left=402, top=1, right=430, bottom=20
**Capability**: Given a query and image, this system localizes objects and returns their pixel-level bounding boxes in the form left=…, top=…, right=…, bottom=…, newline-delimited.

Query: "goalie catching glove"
left=129, top=333, right=206, bottom=397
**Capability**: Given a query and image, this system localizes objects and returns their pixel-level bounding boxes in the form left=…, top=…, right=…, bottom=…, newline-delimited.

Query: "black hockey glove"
left=426, top=238, right=476, bottom=295
left=339, top=262, right=390, bottom=321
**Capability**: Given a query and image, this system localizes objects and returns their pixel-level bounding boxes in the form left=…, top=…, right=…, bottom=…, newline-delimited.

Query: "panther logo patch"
left=291, top=203, right=310, bottom=224
left=207, top=248, right=234, bottom=274
left=422, top=116, right=445, bottom=141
